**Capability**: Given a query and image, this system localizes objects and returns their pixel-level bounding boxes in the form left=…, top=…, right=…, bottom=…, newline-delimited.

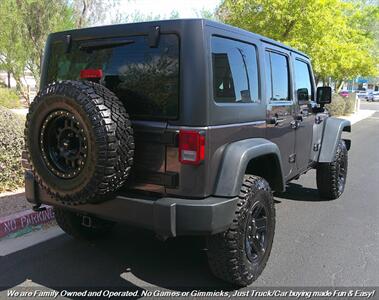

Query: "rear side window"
left=294, top=59, right=313, bottom=101
left=212, top=36, right=259, bottom=103
left=46, top=34, right=179, bottom=120
left=265, top=51, right=290, bottom=101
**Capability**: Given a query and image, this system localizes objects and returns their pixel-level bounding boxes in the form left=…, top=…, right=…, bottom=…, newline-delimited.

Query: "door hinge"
left=289, top=154, right=296, bottom=163
left=313, top=143, right=320, bottom=151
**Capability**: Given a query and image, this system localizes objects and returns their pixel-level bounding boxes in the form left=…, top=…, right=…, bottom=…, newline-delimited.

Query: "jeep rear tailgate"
left=44, top=33, right=180, bottom=194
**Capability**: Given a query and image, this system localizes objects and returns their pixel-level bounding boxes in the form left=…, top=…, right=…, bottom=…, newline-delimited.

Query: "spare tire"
left=25, top=80, right=134, bottom=205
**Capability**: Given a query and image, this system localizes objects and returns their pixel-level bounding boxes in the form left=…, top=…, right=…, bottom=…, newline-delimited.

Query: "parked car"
left=357, top=89, right=368, bottom=99
left=22, top=19, right=351, bottom=287
left=371, top=91, right=379, bottom=101
left=339, top=90, right=349, bottom=98
left=365, top=91, right=374, bottom=101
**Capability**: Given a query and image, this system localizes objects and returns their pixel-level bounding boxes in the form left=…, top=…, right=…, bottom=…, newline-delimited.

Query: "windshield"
left=46, top=34, right=179, bottom=120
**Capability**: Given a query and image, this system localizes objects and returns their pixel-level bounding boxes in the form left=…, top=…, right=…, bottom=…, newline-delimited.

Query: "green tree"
left=112, top=9, right=181, bottom=24
left=0, top=0, right=75, bottom=102
left=0, top=0, right=29, bottom=99
left=71, top=0, right=121, bottom=28
left=195, top=7, right=219, bottom=20
left=16, top=0, right=76, bottom=87
left=217, top=0, right=378, bottom=88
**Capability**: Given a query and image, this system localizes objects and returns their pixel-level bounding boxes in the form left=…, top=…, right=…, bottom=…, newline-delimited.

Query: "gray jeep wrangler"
left=23, top=19, right=351, bottom=286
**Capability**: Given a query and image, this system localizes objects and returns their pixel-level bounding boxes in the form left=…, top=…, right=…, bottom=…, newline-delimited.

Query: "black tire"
left=316, top=140, right=348, bottom=200
left=25, top=80, right=134, bottom=205
left=206, top=175, right=275, bottom=287
left=54, top=207, right=114, bottom=240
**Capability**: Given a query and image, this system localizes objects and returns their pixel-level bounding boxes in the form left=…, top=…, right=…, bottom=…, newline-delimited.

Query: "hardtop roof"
left=202, top=19, right=309, bottom=59
left=50, top=18, right=309, bottom=59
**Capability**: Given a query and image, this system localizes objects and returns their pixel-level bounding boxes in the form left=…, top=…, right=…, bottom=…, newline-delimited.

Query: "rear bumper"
left=25, top=171, right=238, bottom=237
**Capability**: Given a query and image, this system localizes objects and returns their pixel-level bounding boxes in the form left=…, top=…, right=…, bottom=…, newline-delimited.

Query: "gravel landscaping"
left=0, top=191, right=29, bottom=218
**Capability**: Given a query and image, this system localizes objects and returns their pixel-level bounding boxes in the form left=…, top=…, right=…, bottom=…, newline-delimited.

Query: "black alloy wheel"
left=317, top=140, right=348, bottom=200
left=40, top=110, right=88, bottom=179
left=245, top=201, right=269, bottom=263
left=206, top=175, right=275, bottom=287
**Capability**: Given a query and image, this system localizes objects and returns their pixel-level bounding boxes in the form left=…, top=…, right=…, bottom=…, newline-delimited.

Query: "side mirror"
left=297, top=88, right=309, bottom=102
left=316, top=86, right=332, bottom=104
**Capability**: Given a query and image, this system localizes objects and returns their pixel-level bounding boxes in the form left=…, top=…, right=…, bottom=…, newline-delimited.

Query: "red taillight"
left=179, top=130, right=205, bottom=165
left=80, top=69, right=103, bottom=79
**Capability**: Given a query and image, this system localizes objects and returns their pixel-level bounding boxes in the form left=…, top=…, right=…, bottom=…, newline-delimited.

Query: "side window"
left=265, top=52, right=272, bottom=101
left=212, top=36, right=259, bottom=103
left=294, top=59, right=313, bottom=101
left=265, top=51, right=290, bottom=101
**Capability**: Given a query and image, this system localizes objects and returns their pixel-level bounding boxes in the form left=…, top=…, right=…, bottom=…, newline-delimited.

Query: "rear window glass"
left=211, top=36, right=259, bottom=103
left=46, top=34, right=179, bottom=120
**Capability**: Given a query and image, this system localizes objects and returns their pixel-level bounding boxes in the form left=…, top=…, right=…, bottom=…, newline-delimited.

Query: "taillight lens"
left=80, top=69, right=103, bottom=79
left=179, top=130, right=205, bottom=165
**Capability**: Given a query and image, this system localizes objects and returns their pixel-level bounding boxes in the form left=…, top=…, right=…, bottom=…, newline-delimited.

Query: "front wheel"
left=206, top=175, right=275, bottom=287
left=316, top=140, right=348, bottom=200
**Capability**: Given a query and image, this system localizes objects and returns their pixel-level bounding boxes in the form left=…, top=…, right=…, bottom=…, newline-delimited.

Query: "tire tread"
left=25, top=80, right=134, bottom=205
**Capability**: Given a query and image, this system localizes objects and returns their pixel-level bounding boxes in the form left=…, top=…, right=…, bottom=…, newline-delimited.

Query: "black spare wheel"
left=25, top=80, right=134, bottom=204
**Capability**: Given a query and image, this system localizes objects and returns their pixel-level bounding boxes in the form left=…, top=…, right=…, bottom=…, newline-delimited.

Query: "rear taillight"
left=80, top=69, right=103, bottom=79
left=179, top=130, right=205, bottom=165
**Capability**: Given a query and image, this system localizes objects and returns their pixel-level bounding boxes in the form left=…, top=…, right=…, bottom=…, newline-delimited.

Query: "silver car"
left=357, top=90, right=368, bottom=99
left=371, top=91, right=379, bottom=101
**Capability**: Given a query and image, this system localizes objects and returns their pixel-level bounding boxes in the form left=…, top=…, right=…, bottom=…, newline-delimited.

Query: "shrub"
left=0, top=80, right=7, bottom=88
left=0, top=106, right=25, bottom=192
left=0, top=87, right=21, bottom=109
left=325, top=94, right=346, bottom=116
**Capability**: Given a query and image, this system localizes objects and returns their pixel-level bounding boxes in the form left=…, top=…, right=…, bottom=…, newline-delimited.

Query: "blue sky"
left=118, top=0, right=221, bottom=19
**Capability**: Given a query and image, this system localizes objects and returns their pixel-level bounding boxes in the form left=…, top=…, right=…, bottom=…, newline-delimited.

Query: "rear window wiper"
left=79, top=39, right=135, bottom=52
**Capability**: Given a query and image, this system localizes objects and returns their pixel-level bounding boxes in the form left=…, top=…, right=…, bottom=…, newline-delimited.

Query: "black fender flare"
left=214, top=138, right=285, bottom=197
left=318, top=117, right=351, bottom=163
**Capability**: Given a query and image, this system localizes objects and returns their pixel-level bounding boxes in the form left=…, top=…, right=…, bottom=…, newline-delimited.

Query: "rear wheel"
left=317, top=140, right=348, bottom=199
left=206, top=175, right=275, bottom=287
left=54, top=207, right=114, bottom=240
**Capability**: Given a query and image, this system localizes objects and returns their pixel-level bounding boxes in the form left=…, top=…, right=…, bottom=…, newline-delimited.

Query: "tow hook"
left=32, top=204, right=47, bottom=212
left=82, top=215, right=93, bottom=228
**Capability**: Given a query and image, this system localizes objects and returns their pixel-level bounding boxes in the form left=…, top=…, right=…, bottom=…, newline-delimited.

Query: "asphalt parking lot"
left=361, top=99, right=379, bottom=111
left=1, top=106, right=378, bottom=295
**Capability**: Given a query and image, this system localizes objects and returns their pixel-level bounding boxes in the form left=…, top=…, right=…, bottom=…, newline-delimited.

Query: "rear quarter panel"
left=166, top=24, right=268, bottom=197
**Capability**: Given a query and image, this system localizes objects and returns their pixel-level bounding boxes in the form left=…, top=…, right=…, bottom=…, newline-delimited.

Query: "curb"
left=0, top=188, right=25, bottom=197
left=336, top=109, right=376, bottom=125
left=0, top=206, right=55, bottom=239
